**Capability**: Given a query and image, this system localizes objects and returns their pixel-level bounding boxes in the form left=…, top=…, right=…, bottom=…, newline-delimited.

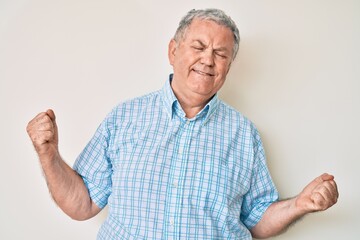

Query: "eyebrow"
left=192, top=40, right=206, bottom=47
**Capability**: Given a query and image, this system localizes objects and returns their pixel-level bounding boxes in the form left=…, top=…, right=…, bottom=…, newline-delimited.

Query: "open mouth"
left=193, top=69, right=215, bottom=77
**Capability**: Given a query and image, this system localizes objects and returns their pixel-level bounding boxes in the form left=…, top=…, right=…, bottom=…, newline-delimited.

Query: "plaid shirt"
left=74, top=75, right=279, bottom=239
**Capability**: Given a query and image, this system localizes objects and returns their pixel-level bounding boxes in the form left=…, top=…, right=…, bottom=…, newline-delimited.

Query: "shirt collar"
left=161, top=74, right=178, bottom=119
left=161, top=74, right=220, bottom=123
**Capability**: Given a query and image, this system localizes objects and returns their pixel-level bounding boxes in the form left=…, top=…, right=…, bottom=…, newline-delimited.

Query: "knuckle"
left=26, top=125, right=31, bottom=134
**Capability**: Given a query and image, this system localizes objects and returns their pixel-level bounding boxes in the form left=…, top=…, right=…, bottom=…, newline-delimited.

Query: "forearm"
left=250, top=198, right=305, bottom=239
left=27, top=110, right=101, bottom=220
left=39, top=151, right=100, bottom=220
left=250, top=173, right=338, bottom=239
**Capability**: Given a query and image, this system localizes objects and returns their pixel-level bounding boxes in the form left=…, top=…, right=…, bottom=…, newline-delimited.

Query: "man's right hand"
left=26, top=109, right=101, bottom=220
left=26, top=109, right=59, bottom=159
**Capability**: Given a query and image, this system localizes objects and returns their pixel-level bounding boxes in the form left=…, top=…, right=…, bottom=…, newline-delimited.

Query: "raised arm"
left=251, top=173, right=339, bottom=239
left=26, top=109, right=101, bottom=220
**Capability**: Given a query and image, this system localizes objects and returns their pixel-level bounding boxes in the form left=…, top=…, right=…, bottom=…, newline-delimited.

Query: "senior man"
left=27, top=8, right=338, bottom=239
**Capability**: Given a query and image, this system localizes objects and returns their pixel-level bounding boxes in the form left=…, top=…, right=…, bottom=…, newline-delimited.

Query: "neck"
left=178, top=99, right=207, bottom=119
left=170, top=76, right=214, bottom=118
left=173, top=90, right=213, bottom=118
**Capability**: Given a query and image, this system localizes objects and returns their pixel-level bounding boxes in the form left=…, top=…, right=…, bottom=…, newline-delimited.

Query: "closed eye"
left=215, top=51, right=228, bottom=59
left=191, top=40, right=206, bottom=51
left=192, top=46, right=204, bottom=51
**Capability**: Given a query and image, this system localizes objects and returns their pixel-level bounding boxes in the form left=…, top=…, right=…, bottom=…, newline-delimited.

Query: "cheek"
left=178, top=51, right=198, bottom=67
left=214, top=69, right=228, bottom=88
left=218, top=63, right=231, bottom=79
left=174, top=55, right=190, bottom=71
left=215, top=79, right=226, bottom=91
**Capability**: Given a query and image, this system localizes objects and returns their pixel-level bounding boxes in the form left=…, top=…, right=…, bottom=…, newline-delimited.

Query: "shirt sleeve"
left=73, top=115, right=113, bottom=209
left=240, top=125, right=279, bottom=229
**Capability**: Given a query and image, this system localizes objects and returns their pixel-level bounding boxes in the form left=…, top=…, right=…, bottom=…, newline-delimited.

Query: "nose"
left=200, top=49, right=215, bottom=67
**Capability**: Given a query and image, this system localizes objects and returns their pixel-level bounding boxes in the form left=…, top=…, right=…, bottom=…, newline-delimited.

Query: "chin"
left=191, top=87, right=215, bottom=98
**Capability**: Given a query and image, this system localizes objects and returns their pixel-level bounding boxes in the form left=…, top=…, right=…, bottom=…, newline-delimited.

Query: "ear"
left=168, top=39, right=177, bottom=66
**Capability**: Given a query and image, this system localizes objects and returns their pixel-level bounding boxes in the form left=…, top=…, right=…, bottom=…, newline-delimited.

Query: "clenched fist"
left=26, top=109, right=59, bottom=158
left=295, top=173, right=339, bottom=213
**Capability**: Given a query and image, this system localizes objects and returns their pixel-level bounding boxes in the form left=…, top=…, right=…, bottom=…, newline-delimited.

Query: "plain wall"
left=1, top=0, right=359, bottom=239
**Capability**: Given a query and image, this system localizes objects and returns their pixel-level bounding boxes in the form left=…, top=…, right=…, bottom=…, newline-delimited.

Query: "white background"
left=1, top=0, right=359, bottom=239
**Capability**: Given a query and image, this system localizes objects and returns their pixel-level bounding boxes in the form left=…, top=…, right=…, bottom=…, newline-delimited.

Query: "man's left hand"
left=295, top=173, right=339, bottom=213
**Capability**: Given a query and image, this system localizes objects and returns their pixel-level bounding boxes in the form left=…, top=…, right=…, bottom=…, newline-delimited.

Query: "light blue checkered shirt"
left=74, top=75, right=279, bottom=239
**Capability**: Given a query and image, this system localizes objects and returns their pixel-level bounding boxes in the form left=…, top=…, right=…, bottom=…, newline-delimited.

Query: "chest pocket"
left=186, top=152, right=229, bottom=212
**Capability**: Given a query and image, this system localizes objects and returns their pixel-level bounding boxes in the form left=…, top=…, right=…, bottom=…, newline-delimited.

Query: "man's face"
left=168, top=19, right=234, bottom=103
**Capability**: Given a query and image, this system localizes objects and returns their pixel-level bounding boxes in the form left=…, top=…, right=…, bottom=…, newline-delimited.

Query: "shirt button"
left=172, top=181, right=178, bottom=188
left=169, top=219, right=174, bottom=226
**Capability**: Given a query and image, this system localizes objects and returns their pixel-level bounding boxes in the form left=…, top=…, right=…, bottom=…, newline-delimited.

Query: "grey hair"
left=173, top=8, right=240, bottom=60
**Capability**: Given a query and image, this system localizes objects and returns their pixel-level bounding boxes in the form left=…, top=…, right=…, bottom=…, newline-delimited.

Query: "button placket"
left=168, top=119, right=194, bottom=238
